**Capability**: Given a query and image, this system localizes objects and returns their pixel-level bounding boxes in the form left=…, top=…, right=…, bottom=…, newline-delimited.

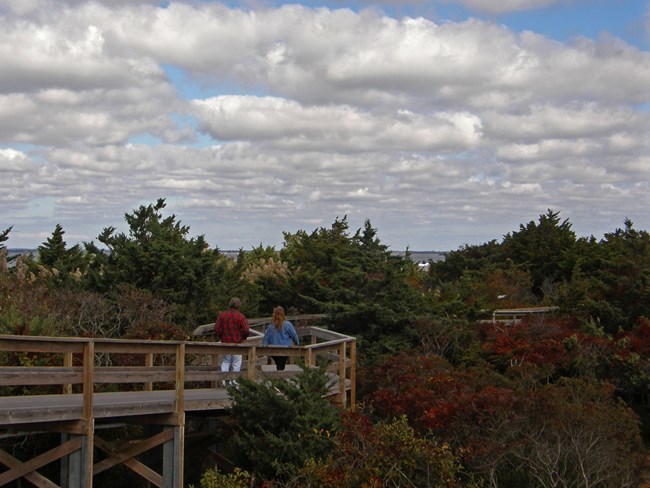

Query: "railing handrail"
left=0, top=326, right=356, bottom=410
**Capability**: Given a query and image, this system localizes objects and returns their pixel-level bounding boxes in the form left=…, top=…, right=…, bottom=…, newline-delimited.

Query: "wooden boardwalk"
left=0, top=326, right=356, bottom=488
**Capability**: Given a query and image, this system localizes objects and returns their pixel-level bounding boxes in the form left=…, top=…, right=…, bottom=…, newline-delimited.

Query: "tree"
left=238, top=244, right=292, bottom=316
left=0, top=227, right=12, bottom=273
left=516, top=378, right=643, bottom=488
left=84, top=198, right=224, bottom=327
left=220, top=367, right=339, bottom=481
left=502, top=209, right=576, bottom=298
left=427, top=239, right=503, bottom=286
left=37, top=224, right=84, bottom=285
left=280, top=217, right=424, bottom=341
left=457, top=264, right=534, bottom=311
left=556, top=219, right=650, bottom=332
left=0, top=226, right=11, bottom=249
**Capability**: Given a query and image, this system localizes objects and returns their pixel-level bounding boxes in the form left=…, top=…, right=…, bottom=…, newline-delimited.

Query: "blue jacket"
left=262, top=320, right=299, bottom=347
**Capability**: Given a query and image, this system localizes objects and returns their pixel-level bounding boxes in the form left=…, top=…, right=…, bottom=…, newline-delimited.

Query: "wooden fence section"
left=0, top=326, right=356, bottom=488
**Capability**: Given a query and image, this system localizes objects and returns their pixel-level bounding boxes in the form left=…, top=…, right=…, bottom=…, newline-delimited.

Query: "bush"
left=221, top=367, right=339, bottom=481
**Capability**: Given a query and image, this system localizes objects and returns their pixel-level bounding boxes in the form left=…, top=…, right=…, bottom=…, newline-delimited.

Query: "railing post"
left=211, top=344, right=219, bottom=388
left=349, top=340, right=356, bottom=406
left=144, top=352, right=153, bottom=391
left=163, top=342, right=185, bottom=488
left=338, top=342, right=347, bottom=407
left=81, top=340, right=94, bottom=488
left=174, top=343, right=185, bottom=417
left=247, top=346, right=257, bottom=381
left=63, top=351, right=73, bottom=395
left=304, top=347, right=314, bottom=368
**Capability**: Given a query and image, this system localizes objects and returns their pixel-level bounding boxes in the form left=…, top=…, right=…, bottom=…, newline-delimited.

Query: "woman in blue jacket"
left=262, top=306, right=299, bottom=370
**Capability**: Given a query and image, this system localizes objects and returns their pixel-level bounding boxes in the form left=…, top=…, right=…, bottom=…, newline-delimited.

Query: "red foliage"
left=480, top=317, right=577, bottom=369
left=622, top=318, right=650, bottom=355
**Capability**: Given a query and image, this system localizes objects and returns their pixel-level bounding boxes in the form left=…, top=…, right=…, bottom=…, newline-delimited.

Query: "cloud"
left=0, top=1, right=648, bottom=250
left=454, top=0, right=561, bottom=15
left=192, top=95, right=483, bottom=151
left=0, top=148, right=32, bottom=171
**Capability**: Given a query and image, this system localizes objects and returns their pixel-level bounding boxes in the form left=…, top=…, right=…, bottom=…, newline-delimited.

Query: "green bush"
left=220, top=367, right=339, bottom=481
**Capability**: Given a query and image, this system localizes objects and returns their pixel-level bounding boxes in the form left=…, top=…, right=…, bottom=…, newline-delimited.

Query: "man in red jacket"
left=215, top=297, right=250, bottom=373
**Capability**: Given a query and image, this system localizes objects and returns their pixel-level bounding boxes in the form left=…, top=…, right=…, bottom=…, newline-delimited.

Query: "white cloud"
left=192, top=95, right=483, bottom=151
left=0, top=148, right=32, bottom=171
left=0, top=1, right=648, bottom=250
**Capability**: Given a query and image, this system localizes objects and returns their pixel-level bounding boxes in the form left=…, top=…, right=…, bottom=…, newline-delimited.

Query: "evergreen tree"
left=222, top=367, right=339, bottom=480
left=32, top=224, right=84, bottom=287
left=502, top=209, right=577, bottom=297
left=560, top=219, right=650, bottom=331
left=38, top=224, right=68, bottom=267
left=84, top=198, right=224, bottom=327
left=0, top=226, right=11, bottom=249
left=280, top=217, right=423, bottom=339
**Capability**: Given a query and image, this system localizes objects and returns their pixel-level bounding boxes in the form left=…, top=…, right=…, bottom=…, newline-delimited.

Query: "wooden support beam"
left=93, top=430, right=173, bottom=476
left=162, top=426, right=184, bottom=488
left=0, top=449, right=59, bottom=488
left=95, top=437, right=163, bottom=487
left=0, top=436, right=82, bottom=486
left=0, top=419, right=90, bottom=436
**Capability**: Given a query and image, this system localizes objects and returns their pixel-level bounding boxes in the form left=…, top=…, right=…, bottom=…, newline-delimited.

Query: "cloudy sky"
left=1, top=0, right=649, bottom=251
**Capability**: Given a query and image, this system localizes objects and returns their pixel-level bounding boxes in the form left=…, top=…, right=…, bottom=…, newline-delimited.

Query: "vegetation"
left=220, top=367, right=339, bottom=481
left=2, top=201, right=650, bottom=487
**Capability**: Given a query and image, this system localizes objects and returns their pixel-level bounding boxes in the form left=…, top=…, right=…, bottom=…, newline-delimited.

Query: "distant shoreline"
left=7, top=248, right=448, bottom=263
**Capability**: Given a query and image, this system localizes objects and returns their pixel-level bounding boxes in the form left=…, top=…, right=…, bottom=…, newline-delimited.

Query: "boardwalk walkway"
left=0, top=326, right=356, bottom=488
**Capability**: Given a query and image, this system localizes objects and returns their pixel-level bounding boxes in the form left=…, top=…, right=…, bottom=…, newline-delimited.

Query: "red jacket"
left=215, top=308, right=250, bottom=344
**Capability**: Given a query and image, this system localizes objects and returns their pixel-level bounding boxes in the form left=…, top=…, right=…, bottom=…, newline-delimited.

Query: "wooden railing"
left=0, top=328, right=355, bottom=487
left=0, top=326, right=356, bottom=422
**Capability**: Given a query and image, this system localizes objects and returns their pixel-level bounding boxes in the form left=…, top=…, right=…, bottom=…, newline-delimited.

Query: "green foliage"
left=189, top=467, right=255, bottom=488
left=281, top=217, right=424, bottom=339
left=37, top=224, right=85, bottom=286
left=238, top=244, right=292, bottom=316
left=284, top=412, right=465, bottom=488
left=0, top=226, right=11, bottom=249
left=0, top=271, right=59, bottom=336
left=6, top=205, right=650, bottom=486
left=552, top=219, right=650, bottom=332
left=222, top=367, right=339, bottom=480
left=456, top=265, right=534, bottom=312
left=83, top=198, right=224, bottom=327
left=502, top=209, right=577, bottom=296
left=427, top=239, right=502, bottom=285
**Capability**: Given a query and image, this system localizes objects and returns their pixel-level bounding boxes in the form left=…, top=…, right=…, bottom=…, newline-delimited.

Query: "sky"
left=1, top=0, right=649, bottom=252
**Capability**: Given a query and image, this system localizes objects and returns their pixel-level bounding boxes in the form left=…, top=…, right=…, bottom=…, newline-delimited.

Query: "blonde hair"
left=272, top=306, right=286, bottom=329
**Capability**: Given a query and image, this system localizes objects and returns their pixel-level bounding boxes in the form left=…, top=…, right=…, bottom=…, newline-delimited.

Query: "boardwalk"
left=0, top=326, right=356, bottom=488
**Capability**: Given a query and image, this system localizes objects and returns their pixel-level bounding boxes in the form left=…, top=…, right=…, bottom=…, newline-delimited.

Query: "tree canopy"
left=2, top=202, right=650, bottom=487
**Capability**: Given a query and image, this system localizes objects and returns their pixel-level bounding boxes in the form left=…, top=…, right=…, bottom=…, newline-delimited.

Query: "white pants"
left=221, top=354, right=242, bottom=372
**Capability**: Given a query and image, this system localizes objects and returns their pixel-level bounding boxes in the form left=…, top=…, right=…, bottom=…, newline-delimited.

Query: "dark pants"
left=272, top=356, right=288, bottom=371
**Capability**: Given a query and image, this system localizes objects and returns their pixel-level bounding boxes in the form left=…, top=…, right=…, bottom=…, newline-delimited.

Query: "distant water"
left=391, top=251, right=447, bottom=264
left=221, top=249, right=447, bottom=263
left=8, top=249, right=447, bottom=263
left=7, top=249, right=37, bottom=256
